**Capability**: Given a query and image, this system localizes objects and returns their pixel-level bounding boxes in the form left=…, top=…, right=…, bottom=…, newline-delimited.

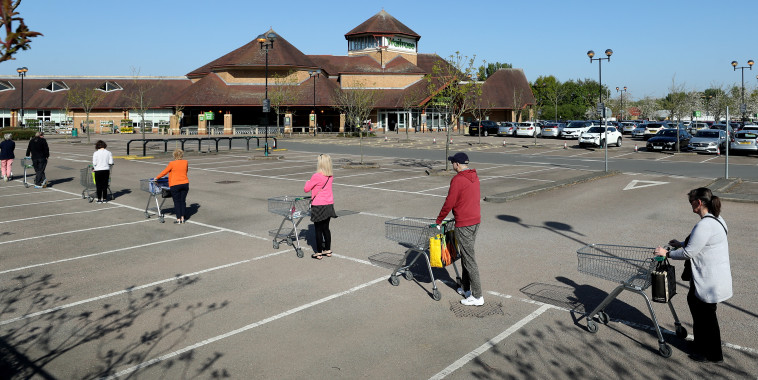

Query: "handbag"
left=429, top=233, right=443, bottom=268
left=681, top=215, right=727, bottom=281
left=651, top=258, right=677, bottom=303
left=161, top=188, right=172, bottom=198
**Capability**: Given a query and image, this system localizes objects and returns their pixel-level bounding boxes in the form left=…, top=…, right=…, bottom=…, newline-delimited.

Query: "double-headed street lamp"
left=731, top=59, right=754, bottom=122
left=616, top=86, right=627, bottom=121
left=587, top=49, right=613, bottom=172
left=257, top=32, right=277, bottom=156
left=16, top=67, right=28, bottom=127
left=308, top=69, right=321, bottom=136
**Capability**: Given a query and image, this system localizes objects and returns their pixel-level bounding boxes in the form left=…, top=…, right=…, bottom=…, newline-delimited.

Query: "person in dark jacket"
left=436, top=152, right=482, bottom=306
left=25, top=131, right=49, bottom=187
left=0, top=133, right=15, bottom=181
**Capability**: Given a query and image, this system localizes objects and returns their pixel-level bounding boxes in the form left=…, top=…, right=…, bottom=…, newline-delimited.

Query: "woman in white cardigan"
left=655, top=187, right=731, bottom=363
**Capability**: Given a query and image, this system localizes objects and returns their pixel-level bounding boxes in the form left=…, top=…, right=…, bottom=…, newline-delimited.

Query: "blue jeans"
left=170, top=183, right=189, bottom=219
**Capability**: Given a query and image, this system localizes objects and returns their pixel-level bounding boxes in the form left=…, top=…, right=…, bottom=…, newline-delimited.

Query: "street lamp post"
left=587, top=49, right=613, bottom=172
left=257, top=32, right=277, bottom=156
left=308, top=69, right=321, bottom=136
left=16, top=67, right=27, bottom=127
left=616, top=86, right=627, bottom=122
left=731, top=59, right=754, bottom=122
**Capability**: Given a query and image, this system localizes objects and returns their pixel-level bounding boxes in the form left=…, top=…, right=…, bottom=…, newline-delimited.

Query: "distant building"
left=0, top=10, right=534, bottom=134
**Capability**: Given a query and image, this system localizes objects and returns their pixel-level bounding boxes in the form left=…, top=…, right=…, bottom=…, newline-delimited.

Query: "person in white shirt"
left=91, top=140, right=114, bottom=203
left=655, top=187, right=731, bottom=363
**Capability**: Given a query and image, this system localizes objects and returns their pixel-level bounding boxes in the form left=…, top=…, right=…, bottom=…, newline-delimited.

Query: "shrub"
left=0, top=128, right=38, bottom=140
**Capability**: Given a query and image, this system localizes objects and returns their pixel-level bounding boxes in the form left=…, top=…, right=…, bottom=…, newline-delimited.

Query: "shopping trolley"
left=378, top=217, right=461, bottom=301
left=268, top=195, right=311, bottom=258
left=21, top=156, right=43, bottom=188
left=81, top=165, right=113, bottom=202
left=577, top=244, right=686, bottom=358
left=140, top=178, right=171, bottom=223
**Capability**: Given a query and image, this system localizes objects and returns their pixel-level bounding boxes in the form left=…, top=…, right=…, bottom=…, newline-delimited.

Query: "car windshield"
left=518, top=123, right=532, bottom=127
left=696, top=131, right=719, bottom=138
left=587, top=127, right=605, bottom=133
left=566, top=121, right=587, bottom=128
left=738, top=133, right=757, bottom=138
left=658, top=130, right=677, bottom=136
left=647, top=124, right=663, bottom=129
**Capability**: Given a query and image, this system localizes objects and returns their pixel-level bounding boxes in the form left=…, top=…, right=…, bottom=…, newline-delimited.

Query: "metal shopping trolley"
left=21, top=156, right=42, bottom=188
left=577, top=244, right=686, bottom=357
left=268, top=195, right=311, bottom=258
left=378, top=217, right=461, bottom=301
left=140, top=178, right=171, bottom=223
left=81, top=164, right=113, bottom=202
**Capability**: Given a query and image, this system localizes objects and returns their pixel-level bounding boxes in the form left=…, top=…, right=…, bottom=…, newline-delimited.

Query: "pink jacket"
left=304, top=172, right=334, bottom=206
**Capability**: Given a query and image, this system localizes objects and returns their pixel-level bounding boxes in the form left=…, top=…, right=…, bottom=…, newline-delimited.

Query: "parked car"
left=578, top=126, right=622, bottom=148
left=468, top=120, right=499, bottom=136
left=561, top=120, right=594, bottom=139
left=646, top=129, right=692, bottom=151
left=541, top=122, right=566, bottom=138
left=729, top=130, right=758, bottom=155
left=516, top=121, right=542, bottom=137
left=688, top=122, right=710, bottom=135
left=497, top=122, right=517, bottom=136
left=643, top=122, right=670, bottom=140
left=619, top=121, right=637, bottom=135
left=739, top=124, right=758, bottom=132
left=631, top=123, right=646, bottom=138
left=711, top=123, right=736, bottom=138
left=688, top=129, right=727, bottom=154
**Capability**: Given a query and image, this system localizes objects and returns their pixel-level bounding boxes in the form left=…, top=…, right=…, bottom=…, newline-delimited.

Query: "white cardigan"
left=668, top=214, right=732, bottom=303
left=92, top=149, right=113, bottom=171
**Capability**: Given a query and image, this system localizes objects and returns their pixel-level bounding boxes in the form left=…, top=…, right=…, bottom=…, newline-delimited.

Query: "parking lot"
left=1, top=133, right=756, bottom=379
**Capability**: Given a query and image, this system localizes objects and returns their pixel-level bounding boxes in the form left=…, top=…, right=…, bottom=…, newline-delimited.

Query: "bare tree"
left=512, top=88, right=526, bottom=123
left=397, top=85, right=426, bottom=140
left=470, top=97, right=493, bottom=144
left=425, top=52, right=480, bottom=170
left=333, top=79, right=379, bottom=164
left=269, top=70, right=303, bottom=136
left=126, top=67, right=159, bottom=143
left=0, top=0, right=41, bottom=63
left=68, top=85, right=105, bottom=144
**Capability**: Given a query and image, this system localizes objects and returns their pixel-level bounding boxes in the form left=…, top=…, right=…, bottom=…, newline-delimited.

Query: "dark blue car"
left=646, top=129, right=692, bottom=151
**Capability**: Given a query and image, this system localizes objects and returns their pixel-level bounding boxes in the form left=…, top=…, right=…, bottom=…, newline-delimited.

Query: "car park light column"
left=616, top=86, right=626, bottom=122
left=257, top=32, right=277, bottom=156
left=731, top=59, right=754, bottom=122
left=588, top=49, right=613, bottom=172
left=16, top=67, right=27, bottom=127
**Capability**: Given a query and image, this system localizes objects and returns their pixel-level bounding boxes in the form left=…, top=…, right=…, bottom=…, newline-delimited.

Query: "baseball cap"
left=448, top=152, right=469, bottom=164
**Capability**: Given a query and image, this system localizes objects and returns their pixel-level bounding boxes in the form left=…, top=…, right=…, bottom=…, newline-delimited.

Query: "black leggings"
left=94, top=170, right=109, bottom=201
left=314, top=218, right=331, bottom=253
left=170, top=183, right=190, bottom=219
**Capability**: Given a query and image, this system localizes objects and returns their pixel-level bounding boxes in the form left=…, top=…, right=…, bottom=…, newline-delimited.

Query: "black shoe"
left=688, top=353, right=723, bottom=363
left=174, top=220, right=181, bottom=224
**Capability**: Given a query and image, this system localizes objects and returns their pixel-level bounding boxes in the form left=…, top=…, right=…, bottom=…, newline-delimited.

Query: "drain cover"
left=449, top=300, right=504, bottom=318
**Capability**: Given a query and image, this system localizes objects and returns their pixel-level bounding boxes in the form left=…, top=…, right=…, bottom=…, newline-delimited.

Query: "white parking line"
left=0, top=206, right=119, bottom=224
left=700, top=156, right=720, bottom=163
left=101, top=276, right=387, bottom=380
left=428, top=304, right=552, bottom=380
left=0, top=219, right=151, bottom=246
left=0, top=191, right=49, bottom=197
left=0, top=197, right=81, bottom=209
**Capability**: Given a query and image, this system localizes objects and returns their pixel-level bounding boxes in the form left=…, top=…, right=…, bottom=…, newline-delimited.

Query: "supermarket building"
left=0, top=10, right=535, bottom=134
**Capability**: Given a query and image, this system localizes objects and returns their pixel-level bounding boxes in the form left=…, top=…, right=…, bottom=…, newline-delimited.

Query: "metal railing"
left=126, top=136, right=276, bottom=156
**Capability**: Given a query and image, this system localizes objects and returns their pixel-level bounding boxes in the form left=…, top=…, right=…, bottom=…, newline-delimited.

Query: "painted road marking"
left=623, top=179, right=669, bottom=190
left=0, top=219, right=151, bottom=246
left=0, top=206, right=119, bottom=224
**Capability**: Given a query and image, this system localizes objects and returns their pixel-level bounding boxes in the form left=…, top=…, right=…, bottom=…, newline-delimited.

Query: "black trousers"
left=94, top=170, right=110, bottom=201
left=170, top=183, right=189, bottom=219
left=32, top=158, right=47, bottom=186
left=688, top=284, right=723, bottom=361
left=314, top=218, right=331, bottom=253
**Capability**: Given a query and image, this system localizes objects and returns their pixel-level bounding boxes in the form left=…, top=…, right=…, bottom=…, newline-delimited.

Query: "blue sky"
left=5, top=0, right=757, bottom=98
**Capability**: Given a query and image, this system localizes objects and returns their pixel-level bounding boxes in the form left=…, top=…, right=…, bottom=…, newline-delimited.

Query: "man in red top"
left=436, top=152, right=482, bottom=306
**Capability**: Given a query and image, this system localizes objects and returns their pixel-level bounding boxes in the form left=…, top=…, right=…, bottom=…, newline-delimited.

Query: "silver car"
left=497, top=122, right=517, bottom=136
left=730, top=130, right=758, bottom=154
left=688, top=129, right=726, bottom=154
left=541, top=122, right=566, bottom=137
left=631, top=124, right=646, bottom=138
left=620, top=122, right=637, bottom=134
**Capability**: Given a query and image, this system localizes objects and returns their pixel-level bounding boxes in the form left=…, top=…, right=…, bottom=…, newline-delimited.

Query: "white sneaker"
left=456, top=288, right=471, bottom=298
left=460, top=296, right=484, bottom=306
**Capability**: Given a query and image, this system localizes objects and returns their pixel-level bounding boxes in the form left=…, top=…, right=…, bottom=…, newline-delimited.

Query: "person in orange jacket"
left=155, top=149, right=189, bottom=224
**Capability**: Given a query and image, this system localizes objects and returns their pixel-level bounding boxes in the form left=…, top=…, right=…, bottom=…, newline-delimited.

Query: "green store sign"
left=388, top=38, right=415, bottom=50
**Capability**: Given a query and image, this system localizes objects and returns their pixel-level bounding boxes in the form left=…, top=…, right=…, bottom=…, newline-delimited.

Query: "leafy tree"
left=0, top=0, right=41, bottom=62
left=476, top=61, right=512, bottom=80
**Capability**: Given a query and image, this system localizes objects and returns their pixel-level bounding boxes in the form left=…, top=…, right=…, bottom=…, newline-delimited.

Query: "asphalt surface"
left=0, top=132, right=756, bottom=379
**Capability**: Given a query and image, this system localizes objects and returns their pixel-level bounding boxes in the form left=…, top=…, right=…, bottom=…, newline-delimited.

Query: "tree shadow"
left=393, top=158, right=441, bottom=169
left=0, top=272, right=230, bottom=379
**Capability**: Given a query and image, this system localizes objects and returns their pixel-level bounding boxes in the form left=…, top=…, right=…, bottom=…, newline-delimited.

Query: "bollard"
left=502, top=140, right=506, bottom=147
left=563, top=142, right=567, bottom=149
left=634, top=144, right=638, bottom=152
left=449, top=138, right=453, bottom=144
left=385, top=136, right=388, bottom=142
left=273, top=139, right=276, bottom=149
left=433, top=137, right=436, bottom=144
left=717, top=147, right=720, bottom=156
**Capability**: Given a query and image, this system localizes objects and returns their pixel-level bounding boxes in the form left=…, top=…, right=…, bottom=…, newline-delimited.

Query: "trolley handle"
left=428, top=219, right=454, bottom=231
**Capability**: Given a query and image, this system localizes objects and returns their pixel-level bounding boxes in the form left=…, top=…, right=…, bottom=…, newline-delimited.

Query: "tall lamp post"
left=616, top=86, right=627, bottom=121
left=257, top=32, right=277, bottom=156
left=731, top=59, right=754, bottom=122
left=587, top=49, right=613, bottom=172
left=16, top=67, right=27, bottom=127
left=308, top=69, right=321, bottom=136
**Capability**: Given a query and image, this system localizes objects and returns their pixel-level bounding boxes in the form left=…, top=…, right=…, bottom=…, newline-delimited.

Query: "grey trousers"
left=456, top=224, right=481, bottom=298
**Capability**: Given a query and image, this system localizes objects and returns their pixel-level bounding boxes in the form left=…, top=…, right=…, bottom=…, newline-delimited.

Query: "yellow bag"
left=429, top=234, right=443, bottom=268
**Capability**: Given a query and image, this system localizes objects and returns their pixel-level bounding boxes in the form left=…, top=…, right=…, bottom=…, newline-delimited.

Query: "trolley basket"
left=21, top=156, right=41, bottom=188
left=267, top=195, right=311, bottom=258
left=81, top=165, right=113, bottom=202
left=576, top=243, right=687, bottom=358
left=140, top=178, right=171, bottom=222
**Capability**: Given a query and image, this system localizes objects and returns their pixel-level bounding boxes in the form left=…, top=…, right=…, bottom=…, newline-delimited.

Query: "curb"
left=484, top=170, right=621, bottom=203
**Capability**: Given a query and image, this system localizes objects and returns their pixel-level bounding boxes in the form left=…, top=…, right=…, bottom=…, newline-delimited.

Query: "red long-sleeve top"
left=436, top=169, right=481, bottom=227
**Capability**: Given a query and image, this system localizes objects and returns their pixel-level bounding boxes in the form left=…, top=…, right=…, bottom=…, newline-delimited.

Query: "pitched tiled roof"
left=186, top=30, right=318, bottom=78
left=479, top=69, right=536, bottom=109
left=308, top=55, right=425, bottom=75
left=345, top=10, right=420, bottom=39
left=0, top=77, right=191, bottom=110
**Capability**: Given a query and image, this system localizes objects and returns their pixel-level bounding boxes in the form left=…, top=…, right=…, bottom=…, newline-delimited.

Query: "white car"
left=515, top=122, right=542, bottom=137
left=578, top=126, right=622, bottom=148
left=562, top=120, right=597, bottom=139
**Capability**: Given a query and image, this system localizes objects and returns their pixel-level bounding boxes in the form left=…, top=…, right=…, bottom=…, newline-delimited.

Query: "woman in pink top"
left=304, top=154, right=337, bottom=260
